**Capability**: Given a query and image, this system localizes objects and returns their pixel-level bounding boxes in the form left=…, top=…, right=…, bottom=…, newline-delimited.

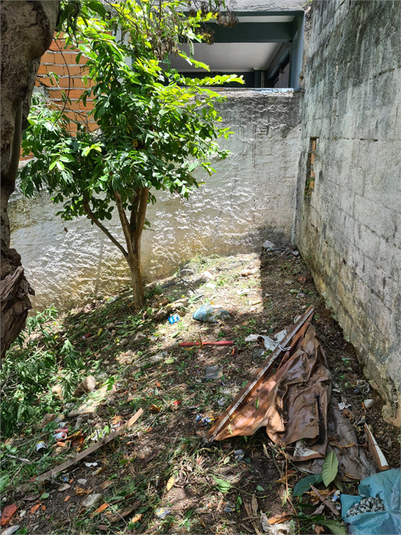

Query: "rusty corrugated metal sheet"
left=206, top=307, right=334, bottom=461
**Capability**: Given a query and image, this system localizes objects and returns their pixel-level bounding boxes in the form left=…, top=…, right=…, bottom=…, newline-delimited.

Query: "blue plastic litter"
left=155, top=507, right=171, bottom=519
left=168, top=315, right=180, bottom=324
left=341, top=468, right=401, bottom=535
left=193, top=304, right=229, bottom=323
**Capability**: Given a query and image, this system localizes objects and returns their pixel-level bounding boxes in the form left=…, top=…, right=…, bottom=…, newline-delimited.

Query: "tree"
left=20, top=0, right=242, bottom=310
left=0, top=0, right=60, bottom=361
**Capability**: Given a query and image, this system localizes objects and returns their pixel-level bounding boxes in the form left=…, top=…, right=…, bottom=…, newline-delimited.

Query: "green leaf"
left=0, top=473, right=10, bottom=493
left=334, top=475, right=344, bottom=492
left=322, top=451, right=338, bottom=487
left=212, top=476, right=232, bottom=493
left=256, top=485, right=264, bottom=492
left=319, top=519, right=347, bottom=534
left=40, top=492, right=50, bottom=499
left=293, top=473, right=323, bottom=497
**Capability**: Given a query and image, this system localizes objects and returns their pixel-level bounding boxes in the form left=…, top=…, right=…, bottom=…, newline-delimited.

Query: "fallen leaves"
left=31, top=504, right=41, bottom=515
left=76, top=487, right=93, bottom=496
left=268, top=513, right=292, bottom=525
left=166, top=475, right=175, bottom=492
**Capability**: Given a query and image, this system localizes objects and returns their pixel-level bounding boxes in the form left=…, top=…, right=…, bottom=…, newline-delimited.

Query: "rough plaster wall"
left=295, top=0, right=401, bottom=425
left=10, top=90, right=301, bottom=311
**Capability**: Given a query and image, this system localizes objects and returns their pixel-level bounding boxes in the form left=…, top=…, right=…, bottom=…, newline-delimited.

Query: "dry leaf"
left=100, top=480, right=114, bottom=491
left=56, top=441, right=66, bottom=447
left=268, top=513, right=292, bottom=525
left=149, top=404, right=161, bottom=413
left=90, top=503, right=109, bottom=518
left=314, top=525, right=325, bottom=534
left=64, top=496, right=71, bottom=502
left=166, top=476, right=175, bottom=492
left=76, top=487, right=93, bottom=496
left=31, top=504, right=41, bottom=515
left=42, top=505, right=46, bottom=511
left=130, top=513, right=143, bottom=524
left=155, top=381, right=162, bottom=388
left=251, top=494, right=258, bottom=516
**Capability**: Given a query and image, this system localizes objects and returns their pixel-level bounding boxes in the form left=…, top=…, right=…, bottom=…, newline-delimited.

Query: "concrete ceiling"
left=169, top=14, right=297, bottom=74
left=170, top=42, right=282, bottom=72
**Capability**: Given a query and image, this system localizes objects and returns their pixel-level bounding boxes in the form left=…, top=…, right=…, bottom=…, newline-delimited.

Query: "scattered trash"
left=53, top=428, right=68, bottom=442
left=0, top=504, right=18, bottom=526
left=365, top=424, right=390, bottom=471
left=224, top=502, right=235, bottom=512
left=196, top=414, right=214, bottom=426
left=354, top=379, right=370, bottom=394
left=193, top=304, right=229, bottom=323
left=82, top=493, right=102, bottom=509
left=36, top=409, right=143, bottom=482
left=74, top=376, right=96, bottom=398
left=341, top=469, right=401, bottom=535
left=155, top=507, right=171, bottom=519
left=363, top=399, right=374, bottom=409
left=84, top=462, right=98, bottom=468
left=262, top=240, right=276, bottom=250
left=77, top=479, right=87, bottom=485
left=234, top=449, right=244, bottom=460
left=168, top=315, right=180, bottom=324
left=205, top=365, right=223, bottom=381
left=218, top=398, right=226, bottom=406
left=35, top=441, right=47, bottom=453
left=244, top=329, right=288, bottom=352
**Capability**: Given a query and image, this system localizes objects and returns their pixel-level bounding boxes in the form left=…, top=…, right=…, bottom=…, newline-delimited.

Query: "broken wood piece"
left=179, top=341, right=234, bottom=347
left=244, top=500, right=263, bottom=535
left=365, top=424, right=390, bottom=471
left=107, top=501, right=141, bottom=523
left=36, top=408, right=143, bottom=482
left=267, top=513, right=292, bottom=525
left=309, top=485, right=339, bottom=516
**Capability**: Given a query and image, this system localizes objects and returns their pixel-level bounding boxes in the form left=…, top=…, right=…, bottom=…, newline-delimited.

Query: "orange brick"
left=42, top=51, right=56, bottom=63
left=65, top=65, right=88, bottom=75
left=39, top=64, right=66, bottom=76
left=58, top=52, right=81, bottom=65
left=78, top=100, right=94, bottom=111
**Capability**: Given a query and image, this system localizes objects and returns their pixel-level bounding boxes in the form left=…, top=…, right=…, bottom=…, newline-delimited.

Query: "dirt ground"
left=2, top=246, right=400, bottom=535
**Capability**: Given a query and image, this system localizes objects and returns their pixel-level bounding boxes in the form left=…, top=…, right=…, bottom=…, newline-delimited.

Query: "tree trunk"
left=127, top=239, right=144, bottom=310
left=0, top=0, right=60, bottom=361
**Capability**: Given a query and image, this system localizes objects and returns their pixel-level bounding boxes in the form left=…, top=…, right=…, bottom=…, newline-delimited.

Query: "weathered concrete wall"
left=295, top=0, right=401, bottom=425
left=10, top=89, right=302, bottom=311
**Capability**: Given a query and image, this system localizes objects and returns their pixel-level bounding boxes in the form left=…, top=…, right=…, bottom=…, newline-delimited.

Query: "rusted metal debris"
left=206, top=306, right=336, bottom=461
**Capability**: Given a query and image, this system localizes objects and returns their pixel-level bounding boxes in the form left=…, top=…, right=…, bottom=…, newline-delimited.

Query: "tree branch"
left=82, top=196, right=128, bottom=258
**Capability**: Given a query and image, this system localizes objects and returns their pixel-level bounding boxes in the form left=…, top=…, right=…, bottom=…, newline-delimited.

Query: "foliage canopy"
left=21, top=0, right=242, bottom=307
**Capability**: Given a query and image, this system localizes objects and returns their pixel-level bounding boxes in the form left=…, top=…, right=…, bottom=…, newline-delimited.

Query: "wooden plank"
left=36, top=409, right=143, bottom=482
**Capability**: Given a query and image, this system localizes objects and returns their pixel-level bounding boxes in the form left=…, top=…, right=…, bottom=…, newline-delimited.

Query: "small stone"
left=262, top=239, right=276, bottom=250
left=364, top=399, right=374, bottom=409
left=82, top=493, right=102, bottom=509
left=74, top=376, right=96, bottom=398
left=205, top=365, right=223, bottom=381
left=58, top=483, right=71, bottom=492
left=52, top=385, right=64, bottom=400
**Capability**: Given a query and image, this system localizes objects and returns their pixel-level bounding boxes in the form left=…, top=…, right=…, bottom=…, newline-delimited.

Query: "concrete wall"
left=295, top=0, right=401, bottom=426
left=10, top=89, right=302, bottom=311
